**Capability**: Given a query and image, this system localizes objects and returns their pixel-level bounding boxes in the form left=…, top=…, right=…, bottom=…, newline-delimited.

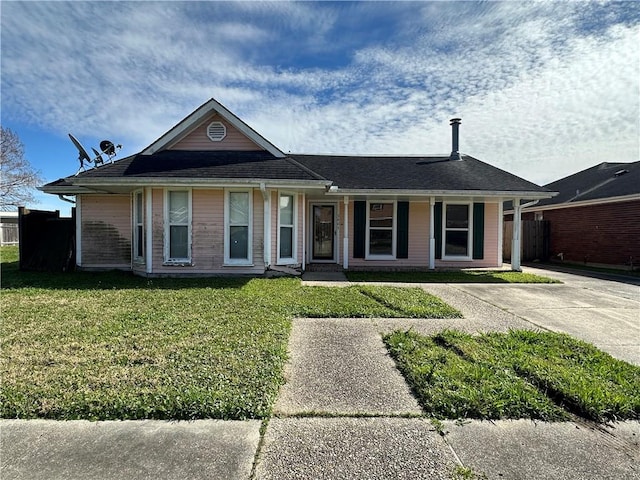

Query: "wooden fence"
left=503, top=220, right=550, bottom=262
left=19, top=207, right=76, bottom=271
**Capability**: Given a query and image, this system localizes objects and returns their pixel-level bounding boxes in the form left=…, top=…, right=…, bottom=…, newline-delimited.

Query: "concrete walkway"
left=2, top=268, right=639, bottom=479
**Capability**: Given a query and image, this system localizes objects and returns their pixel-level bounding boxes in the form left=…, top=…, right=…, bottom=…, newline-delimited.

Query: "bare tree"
left=1, top=126, right=42, bottom=210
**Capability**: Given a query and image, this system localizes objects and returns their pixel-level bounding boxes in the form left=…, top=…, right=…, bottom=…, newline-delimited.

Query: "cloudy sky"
left=2, top=1, right=639, bottom=214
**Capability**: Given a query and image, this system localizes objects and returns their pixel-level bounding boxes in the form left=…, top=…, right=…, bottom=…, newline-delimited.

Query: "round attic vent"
left=207, top=121, right=226, bottom=142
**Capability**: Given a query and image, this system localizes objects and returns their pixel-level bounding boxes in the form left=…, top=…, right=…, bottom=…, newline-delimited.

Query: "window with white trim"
left=225, top=190, right=253, bottom=264
left=366, top=201, right=396, bottom=258
left=133, top=190, right=144, bottom=262
left=443, top=203, right=472, bottom=258
left=164, top=189, right=191, bottom=263
left=278, top=192, right=297, bottom=263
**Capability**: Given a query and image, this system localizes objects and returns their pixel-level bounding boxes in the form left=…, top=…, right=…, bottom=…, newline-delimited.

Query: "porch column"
left=145, top=188, right=153, bottom=274
left=428, top=196, right=435, bottom=270
left=260, top=183, right=271, bottom=268
left=343, top=195, right=349, bottom=270
left=511, top=198, right=522, bottom=271
left=301, top=193, right=306, bottom=271
left=75, top=195, right=82, bottom=267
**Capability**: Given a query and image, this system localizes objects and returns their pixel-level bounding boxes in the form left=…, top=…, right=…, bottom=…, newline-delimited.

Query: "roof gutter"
left=324, top=188, right=556, bottom=199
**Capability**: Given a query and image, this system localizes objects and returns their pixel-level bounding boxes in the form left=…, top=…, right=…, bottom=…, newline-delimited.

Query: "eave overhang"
left=324, top=188, right=556, bottom=199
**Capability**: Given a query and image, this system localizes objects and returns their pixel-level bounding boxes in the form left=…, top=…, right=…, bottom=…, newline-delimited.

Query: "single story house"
left=41, top=98, right=553, bottom=276
left=505, top=161, right=640, bottom=269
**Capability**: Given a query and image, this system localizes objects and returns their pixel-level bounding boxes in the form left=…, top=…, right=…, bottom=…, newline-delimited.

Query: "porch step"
left=305, top=263, right=344, bottom=273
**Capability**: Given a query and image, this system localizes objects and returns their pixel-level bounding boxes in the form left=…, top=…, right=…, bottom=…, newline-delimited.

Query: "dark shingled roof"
left=532, top=161, right=640, bottom=207
left=44, top=150, right=550, bottom=195
left=71, top=150, right=321, bottom=181
left=291, top=154, right=549, bottom=192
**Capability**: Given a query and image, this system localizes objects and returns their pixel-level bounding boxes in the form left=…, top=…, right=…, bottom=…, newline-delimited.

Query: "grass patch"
left=384, top=330, right=640, bottom=422
left=346, top=270, right=559, bottom=283
left=1, top=246, right=459, bottom=420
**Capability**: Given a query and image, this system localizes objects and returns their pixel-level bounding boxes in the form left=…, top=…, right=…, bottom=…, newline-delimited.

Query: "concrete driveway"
left=452, top=266, right=639, bottom=365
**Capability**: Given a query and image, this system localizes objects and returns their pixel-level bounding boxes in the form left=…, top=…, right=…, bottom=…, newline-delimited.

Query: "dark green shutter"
left=397, top=201, right=409, bottom=259
left=353, top=201, right=366, bottom=258
left=434, top=202, right=442, bottom=259
left=472, top=202, right=485, bottom=260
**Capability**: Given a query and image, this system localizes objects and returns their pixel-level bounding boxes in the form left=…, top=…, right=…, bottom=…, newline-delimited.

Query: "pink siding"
left=348, top=201, right=431, bottom=268
left=169, top=114, right=262, bottom=151
left=80, top=194, right=131, bottom=268
left=150, top=188, right=265, bottom=275
left=342, top=200, right=501, bottom=270
left=436, top=202, right=500, bottom=268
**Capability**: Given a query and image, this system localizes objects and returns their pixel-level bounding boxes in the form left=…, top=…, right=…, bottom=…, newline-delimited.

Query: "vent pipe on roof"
left=449, top=118, right=462, bottom=161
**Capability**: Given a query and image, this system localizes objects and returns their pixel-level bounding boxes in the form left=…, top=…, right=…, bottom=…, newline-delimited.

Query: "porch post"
left=301, top=193, right=306, bottom=271
left=75, top=195, right=82, bottom=267
left=511, top=198, right=521, bottom=271
left=145, top=188, right=153, bottom=274
left=260, top=184, right=271, bottom=268
left=497, top=199, right=504, bottom=266
left=343, top=195, right=349, bottom=270
left=429, top=196, right=435, bottom=270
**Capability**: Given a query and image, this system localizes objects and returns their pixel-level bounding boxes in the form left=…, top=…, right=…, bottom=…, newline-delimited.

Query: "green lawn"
left=1, top=246, right=459, bottom=420
left=384, top=329, right=640, bottom=422
left=346, top=270, right=560, bottom=283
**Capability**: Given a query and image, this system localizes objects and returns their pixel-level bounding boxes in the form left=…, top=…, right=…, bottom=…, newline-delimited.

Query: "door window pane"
left=313, top=206, right=334, bottom=259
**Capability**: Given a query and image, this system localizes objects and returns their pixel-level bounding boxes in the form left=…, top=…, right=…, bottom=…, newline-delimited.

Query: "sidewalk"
left=2, top=269, right=639, bottom=479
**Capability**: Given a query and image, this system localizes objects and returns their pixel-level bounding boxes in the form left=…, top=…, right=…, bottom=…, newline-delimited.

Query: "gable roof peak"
left=141, top=98, right=285, bottom=158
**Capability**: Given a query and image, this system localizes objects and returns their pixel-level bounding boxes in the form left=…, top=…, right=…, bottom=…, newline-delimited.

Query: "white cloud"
left=1, top=1, right=638, bottom=187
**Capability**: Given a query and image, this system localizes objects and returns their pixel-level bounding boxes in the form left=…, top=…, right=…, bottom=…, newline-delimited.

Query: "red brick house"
left=506, top=161, right=640, bottom=269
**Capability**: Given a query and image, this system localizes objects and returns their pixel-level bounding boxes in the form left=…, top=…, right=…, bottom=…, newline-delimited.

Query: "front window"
left=444, top=203, right=470, bottom=257
left=278, top=193, right=296, bottom=263
left=367, top=202, right=395, bottom=257
left=225, top=190, right=253, bottom=264
left=165, top=190, right=191, bottom=262
left=133, top=190, right=144, bottom=262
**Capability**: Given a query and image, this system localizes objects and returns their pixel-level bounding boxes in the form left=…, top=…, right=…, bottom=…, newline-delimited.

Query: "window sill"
left=162, top=261, right=193, bottom=267
left=441, top=256, right=472, bottom=262
left=365, top=255, right=397, bottom=261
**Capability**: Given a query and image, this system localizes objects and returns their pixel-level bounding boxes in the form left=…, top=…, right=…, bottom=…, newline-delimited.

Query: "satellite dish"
left=91, top=148, right=105, bottom=166
left=100, top=140, right=116, bottom=156
left=69, top=134, right=92, bottom=174
left=69, top=134, right=122, bottom=175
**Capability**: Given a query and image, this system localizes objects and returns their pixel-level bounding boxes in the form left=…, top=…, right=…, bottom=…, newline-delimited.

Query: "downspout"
left=58, top=194, right=76, bottom=204
left=511, top=199, right=539, bottom=271
left=260, top=183, right=271, bottom=269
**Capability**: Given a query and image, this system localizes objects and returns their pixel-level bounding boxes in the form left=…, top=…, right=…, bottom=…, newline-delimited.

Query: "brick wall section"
left=541, top=200, right=640, bottom=266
